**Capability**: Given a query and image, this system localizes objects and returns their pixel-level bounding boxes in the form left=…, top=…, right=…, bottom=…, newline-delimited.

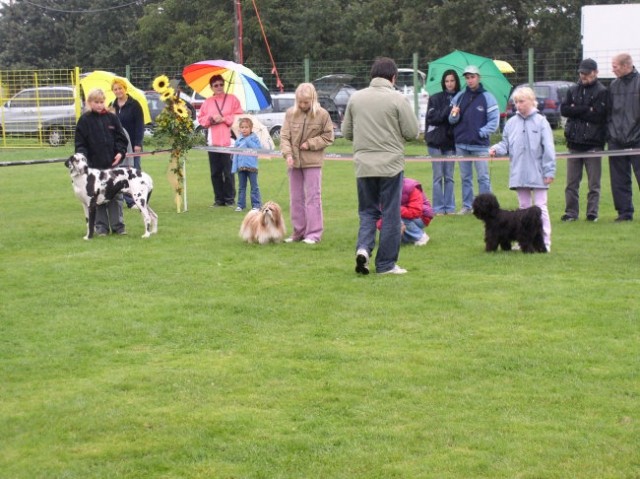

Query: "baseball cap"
left=463, top=65, right=481, bottom=76
left=578, top=58, right=598, bottom=73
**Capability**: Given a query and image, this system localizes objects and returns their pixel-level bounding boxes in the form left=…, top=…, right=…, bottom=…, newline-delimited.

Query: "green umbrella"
left=426, top=50, right=512, bottom=112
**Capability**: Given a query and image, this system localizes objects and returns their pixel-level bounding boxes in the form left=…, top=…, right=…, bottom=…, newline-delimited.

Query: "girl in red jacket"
left=377, top=177, right=434, bottom=246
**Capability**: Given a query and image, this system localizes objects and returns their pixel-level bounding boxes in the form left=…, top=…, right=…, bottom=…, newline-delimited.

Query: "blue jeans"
left=236, top=170, right=261, bottom=209
left=456, top=145, right=492, bottom=209
left=356, top=172, right=403, bottom=273
left=429, top=146, right=456, bottom=214
left=402, top=217, right=425, bottom=243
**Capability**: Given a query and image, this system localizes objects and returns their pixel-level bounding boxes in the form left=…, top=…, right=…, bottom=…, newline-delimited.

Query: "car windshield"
left=533, top=86, right=551, bottom=98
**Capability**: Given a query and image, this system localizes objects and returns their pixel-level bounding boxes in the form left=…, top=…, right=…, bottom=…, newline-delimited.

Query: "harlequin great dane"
left=64, top=153, right=158, bottom=239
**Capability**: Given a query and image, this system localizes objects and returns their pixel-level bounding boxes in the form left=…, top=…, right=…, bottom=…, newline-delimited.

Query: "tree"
left=0, top=0, right=78, bottom=68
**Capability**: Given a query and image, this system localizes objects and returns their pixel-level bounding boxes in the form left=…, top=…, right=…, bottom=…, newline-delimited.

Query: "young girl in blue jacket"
left=489, top=87, right=556, bottom=252
left=232, top=117, right=263, bottom=211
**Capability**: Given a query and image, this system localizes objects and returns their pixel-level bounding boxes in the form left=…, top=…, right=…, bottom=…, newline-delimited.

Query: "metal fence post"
left=304, top=56, right=310, bottom=84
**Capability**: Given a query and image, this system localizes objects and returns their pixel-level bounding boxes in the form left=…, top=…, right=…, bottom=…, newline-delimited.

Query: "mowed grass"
left=1, top=139, right=639, bottom=479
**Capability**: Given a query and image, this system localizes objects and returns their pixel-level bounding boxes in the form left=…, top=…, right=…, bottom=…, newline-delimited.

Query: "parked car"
left=396, top=68, right=427, bottom=94
left=0, top=85, right=79, bottom=146
left=255, top=92, right=342, bottom=141
left=506, top=81, right=576, bottom=128
left=189, top=91, right=206, bottom=112
left=312, top=74, right=358, bottom=114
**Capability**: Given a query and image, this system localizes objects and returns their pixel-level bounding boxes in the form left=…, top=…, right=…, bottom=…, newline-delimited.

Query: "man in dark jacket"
left=607, top=53, right=640, bottom=222
left=560, top=58, right=608, bottom=222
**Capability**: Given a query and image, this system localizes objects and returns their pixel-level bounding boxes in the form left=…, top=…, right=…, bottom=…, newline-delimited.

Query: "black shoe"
left=561, top=214, right=577, bottom=222
left=586, top=214, right=598, bottom=222
left=615, top=216, right=632, bottom=222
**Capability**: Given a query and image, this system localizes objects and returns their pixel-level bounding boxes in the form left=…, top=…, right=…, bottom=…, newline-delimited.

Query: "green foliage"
left=0, top=0, right=601, bottom=69
left=1, top=142, right=639, bottom=477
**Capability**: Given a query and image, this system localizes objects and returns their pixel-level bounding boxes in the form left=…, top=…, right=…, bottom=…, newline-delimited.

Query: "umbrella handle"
left=226, top=71, right=234, bottom=95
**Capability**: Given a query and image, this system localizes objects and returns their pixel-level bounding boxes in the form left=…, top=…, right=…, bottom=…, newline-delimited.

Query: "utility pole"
left=233, top=0, right=243, bottom=64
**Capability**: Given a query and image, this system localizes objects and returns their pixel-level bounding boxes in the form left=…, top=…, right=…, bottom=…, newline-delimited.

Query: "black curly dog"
left=472, top=193, right=547, bottom=253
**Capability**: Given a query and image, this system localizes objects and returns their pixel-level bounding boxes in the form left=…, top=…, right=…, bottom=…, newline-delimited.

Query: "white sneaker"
left=284, top=237, right=296, bottom=243
left=302, top=238, right=317, bottom=244
left=234, top=206, right=243, bottom=212
left=378, top=265, right=407, bottom=275
left=355, top=249, right=370, bottom=275
left=512, top=243, right=521, bottom=251
left=415, top=233, right=429, bottom=246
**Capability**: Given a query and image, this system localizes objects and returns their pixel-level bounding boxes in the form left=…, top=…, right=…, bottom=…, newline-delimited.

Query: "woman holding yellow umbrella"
left=110, top=78, right=144, bottom=170
left=110, top=78, right=145, bottom=209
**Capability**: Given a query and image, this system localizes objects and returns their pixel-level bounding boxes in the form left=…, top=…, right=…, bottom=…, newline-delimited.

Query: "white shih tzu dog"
left=239, top=201, right=286, bottom=244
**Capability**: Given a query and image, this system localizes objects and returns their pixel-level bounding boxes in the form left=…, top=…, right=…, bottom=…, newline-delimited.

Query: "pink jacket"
left=197, top=94, right=243, bottom=146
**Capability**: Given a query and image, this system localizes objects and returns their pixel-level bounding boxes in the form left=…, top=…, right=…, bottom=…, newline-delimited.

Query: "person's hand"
left=133, top=145, right=142, bottom=153
left=544, top=177, right=554, bottom=185
left=286, top=155, right=294, bottom=168
left=208, top=116, right=215, bottom=126
left=488, top=148, right=496, bottom=157
left=300, top=141, right=309, bottom=151
left=112, top=153, right=122, bottom=166
left=450, top=105, right=460, bottom=117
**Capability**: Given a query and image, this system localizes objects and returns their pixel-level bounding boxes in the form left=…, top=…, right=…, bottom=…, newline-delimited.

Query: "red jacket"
left=377, top=178, right=434, bottom=229
left=401, top=178, right=433, bottom=226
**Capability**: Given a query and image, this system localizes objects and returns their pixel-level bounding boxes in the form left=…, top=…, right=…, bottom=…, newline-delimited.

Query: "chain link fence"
left=0, top=68, right=81, bottom=148
left=1, top=49, right=633, bottom=148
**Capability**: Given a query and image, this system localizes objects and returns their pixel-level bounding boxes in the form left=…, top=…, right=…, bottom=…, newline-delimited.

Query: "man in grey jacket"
left=608, top=53, right=640, bottom=222
left=342, top=57, right=420, bottom=275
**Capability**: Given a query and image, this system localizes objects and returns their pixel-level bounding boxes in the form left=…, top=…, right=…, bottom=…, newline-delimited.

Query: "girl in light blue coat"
left=490, top=87, right=556, bottom=251
left=232, top=117, right=263, bottom=211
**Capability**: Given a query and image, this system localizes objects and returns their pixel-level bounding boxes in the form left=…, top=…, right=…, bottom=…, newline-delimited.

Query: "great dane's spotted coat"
left=64, top=153, right=158, bottom=239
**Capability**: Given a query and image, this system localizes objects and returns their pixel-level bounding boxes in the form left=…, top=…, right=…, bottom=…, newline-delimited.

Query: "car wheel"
left=270, top=126, right=281, bottom=141
left=47, top=126, right=67, bottom=147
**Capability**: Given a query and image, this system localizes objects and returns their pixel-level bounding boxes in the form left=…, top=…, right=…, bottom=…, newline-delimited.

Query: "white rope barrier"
left=2, top=146, right=640, bottom=168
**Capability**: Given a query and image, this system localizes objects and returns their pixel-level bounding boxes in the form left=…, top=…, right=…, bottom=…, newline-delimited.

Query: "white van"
left=0, top=86, right=79, bottom=146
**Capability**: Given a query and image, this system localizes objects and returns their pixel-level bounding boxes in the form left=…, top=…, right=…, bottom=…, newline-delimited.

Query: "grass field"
left=1, top=138, right=639, bottom=478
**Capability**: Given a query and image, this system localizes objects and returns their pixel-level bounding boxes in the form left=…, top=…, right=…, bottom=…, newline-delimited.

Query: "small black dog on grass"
left=472, top=193, right=547, bottom=253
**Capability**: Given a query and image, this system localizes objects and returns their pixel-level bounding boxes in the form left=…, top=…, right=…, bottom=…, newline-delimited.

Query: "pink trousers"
left=288, top=167, right=323, bottom=242
left=516, top=188, right=551, bottom=249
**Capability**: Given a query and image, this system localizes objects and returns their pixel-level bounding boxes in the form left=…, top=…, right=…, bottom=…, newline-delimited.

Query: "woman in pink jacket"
left=197, top=75, right=243, bottom=207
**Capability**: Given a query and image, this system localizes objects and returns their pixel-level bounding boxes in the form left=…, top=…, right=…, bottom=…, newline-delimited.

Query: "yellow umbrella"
left=80, top=70, right=152, bottom=124
left=493, top=59, right=515, bottom=74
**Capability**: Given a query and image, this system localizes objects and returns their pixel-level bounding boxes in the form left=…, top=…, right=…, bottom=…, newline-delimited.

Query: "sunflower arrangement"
left=152, top=75, right=200, bottom=212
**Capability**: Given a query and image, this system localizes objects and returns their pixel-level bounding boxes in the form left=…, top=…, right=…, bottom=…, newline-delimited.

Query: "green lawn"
left=1, top=138, right=638, bottom=478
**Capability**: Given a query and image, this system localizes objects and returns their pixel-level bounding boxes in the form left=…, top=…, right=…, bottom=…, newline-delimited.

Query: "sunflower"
left=152, top=75, right=170, bottom=93
left=173, top=103, right=189, bottom=118
left=160, top=87, right=175, bottom=102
